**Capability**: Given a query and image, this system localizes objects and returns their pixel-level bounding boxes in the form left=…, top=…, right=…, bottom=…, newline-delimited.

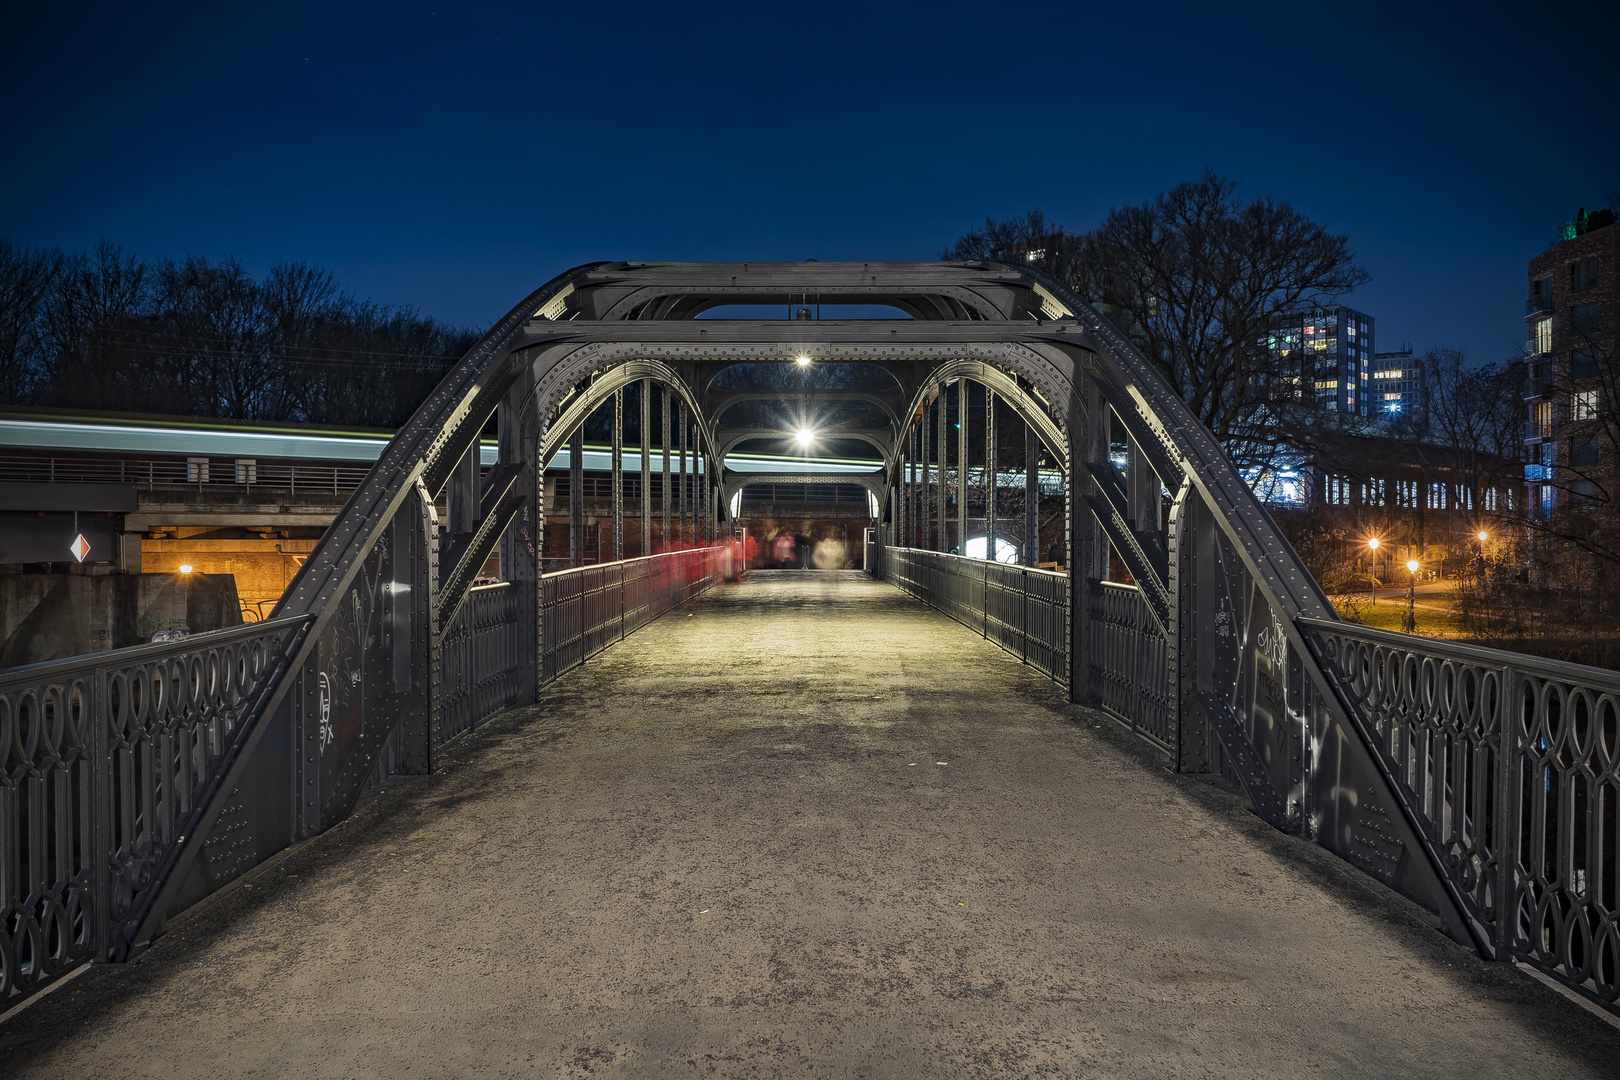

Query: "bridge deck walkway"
left=4, top=571, right=1617, bottom=1078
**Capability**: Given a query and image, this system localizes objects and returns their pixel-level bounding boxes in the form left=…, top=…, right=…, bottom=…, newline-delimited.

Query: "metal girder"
left=523, top=261, right=1048, bottom=323
left=539, top=358, right=718, bottom=470
left=437, top=463, right=524, bottom=626
left=706, top=387, right=903, bottom=429
left=721, top=472, right=885, bottom=506
left=715, top=426, right=892, bottom=464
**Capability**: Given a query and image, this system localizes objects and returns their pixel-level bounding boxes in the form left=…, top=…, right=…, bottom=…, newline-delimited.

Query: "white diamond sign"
left=70, top=534, right=91, bottom=562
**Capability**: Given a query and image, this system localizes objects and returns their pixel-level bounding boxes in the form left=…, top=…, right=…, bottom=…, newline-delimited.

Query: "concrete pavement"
left=3, top=570, right=1616, bottom=1078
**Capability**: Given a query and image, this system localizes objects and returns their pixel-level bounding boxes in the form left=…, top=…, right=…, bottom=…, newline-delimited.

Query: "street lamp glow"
left=1478, top=531, right=1489, bottom=543
left=1406, top=559, right=1420, bottom=573
left=178, top=564, right=194, bottom=574
left=794, top=355, right=812, bottom=367
left=795, top=428, right=814, bottom=447
left=1366, top=537, right=1379, bottom=550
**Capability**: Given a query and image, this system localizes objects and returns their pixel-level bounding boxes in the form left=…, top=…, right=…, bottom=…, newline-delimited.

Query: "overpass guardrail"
left=1298, top=616, right=1620, bottom=1012
left=0, top=615, right=311, bottom=1007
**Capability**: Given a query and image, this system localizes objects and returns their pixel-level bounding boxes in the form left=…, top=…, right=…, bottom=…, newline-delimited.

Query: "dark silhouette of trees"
left=0, top=239, right=480, bottom=428
left=942, top=173, right=1370, bottom=472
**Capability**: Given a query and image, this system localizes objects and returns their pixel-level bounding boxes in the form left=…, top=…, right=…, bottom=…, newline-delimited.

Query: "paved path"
left=5, top=571, right=1617, bottom=1078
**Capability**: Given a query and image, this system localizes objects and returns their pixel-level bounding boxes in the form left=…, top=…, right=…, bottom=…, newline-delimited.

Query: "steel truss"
left=3, top=261, right=1617, bottom=1019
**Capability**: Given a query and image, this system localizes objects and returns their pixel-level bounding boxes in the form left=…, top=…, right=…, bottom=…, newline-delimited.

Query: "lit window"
left=1532, top=401, right=1554, bottom=438
left=1573, top=389, right=1598, bottom=420
left=1384, top=392, right=1402, bottom=400
left=1533, top=318, right=1553, bottom=354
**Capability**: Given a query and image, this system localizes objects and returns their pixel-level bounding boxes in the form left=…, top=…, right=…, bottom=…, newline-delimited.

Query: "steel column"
left=936, top=382, right=947, bottom=552
left=569, top=427, right=584, bottom=568
left=898, top=436, right=907, bottom=548
left=448, top=441, right=480, bottom=539
left=957, top=380, right=968, bottom=555
left=640, top=378, right=651, bottom=558
left=1024, top=419, right=1039, bottom=567
left=661, top=385, right=671, bottom=552
left=612, top=388, right=624, bottom=561
left=678, top=404, right=688, bottom=544
left=986, top=389, right=997, bottom=561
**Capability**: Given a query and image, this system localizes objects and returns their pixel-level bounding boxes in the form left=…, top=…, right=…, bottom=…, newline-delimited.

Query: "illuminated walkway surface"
left=5, top=572, right=1617, bottom=1079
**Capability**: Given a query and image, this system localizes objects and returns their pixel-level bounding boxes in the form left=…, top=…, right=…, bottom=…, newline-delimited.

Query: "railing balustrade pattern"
left=1090, top=581, right=1174, bottom=747
left=0, top=616, right=307, bottom=1010
left=540, top=547, right=724, bottom=684
left=435, top=583, right=526, bottom=745
left=876, top=544, right=1068, bottom=685
left=1301, top=617, right=1620, bottom=1012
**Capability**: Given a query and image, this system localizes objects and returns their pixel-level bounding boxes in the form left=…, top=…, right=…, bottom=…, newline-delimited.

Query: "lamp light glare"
left=794, top=355, right=811, bottom=367
left=795, top=428, right=814, bottom=447
left=1366, top=537, right=1379, bottom=550
left=178, top=564, right=194, bottom=574
left=1478, top=531, right=1488, bottom=542
left=1406, top=559, right=1420, bottom=573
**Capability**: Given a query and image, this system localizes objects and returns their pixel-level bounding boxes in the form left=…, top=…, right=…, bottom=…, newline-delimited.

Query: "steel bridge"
left=3, top=261, right=1619, bottom=1030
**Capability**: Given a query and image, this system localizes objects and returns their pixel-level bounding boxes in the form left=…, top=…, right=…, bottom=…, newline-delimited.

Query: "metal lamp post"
left=1367, top=537, right=1380, bottom=607
left=1404, top=558, right=1419, bottom=633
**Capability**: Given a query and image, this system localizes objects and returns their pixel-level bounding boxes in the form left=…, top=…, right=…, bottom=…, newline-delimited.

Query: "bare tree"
left=0, top=240, right=61, bottom=404
left=1413, top=347, right=1523, bottom=515
left=40, top=242, right=155, bottom=412
left=2, top=238, right=480, bottom=427
left=940, top=209, right=1082, bottom=282
left=945, top=174, right=1371, bottom=472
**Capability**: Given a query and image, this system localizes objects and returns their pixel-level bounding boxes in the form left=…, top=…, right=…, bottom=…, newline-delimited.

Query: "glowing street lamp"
left=178, top=564, right=194, bottom=574
left=1477, top=530, right=1488, bottom=543
left=794, top=355, right=812, bottom=367
left=795, top=428, right=815, bottom=447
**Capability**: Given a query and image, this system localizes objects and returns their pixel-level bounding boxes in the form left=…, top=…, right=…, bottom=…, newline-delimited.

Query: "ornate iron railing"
left=435, top=583, right=527, bottom=746
left=0, top=616, right=308, bottom=1011
left=877, top=545, right=1068, bottom=685
left=1090, top=581, right=1174, bottom=748
left=540, top=547, right=725, bottom=684
left=1300, top=617, right=1620, bottom=1014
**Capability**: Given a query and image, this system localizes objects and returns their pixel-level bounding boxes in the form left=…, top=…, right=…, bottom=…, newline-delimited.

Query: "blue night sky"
left=3, top=1, right=1614, bottom=364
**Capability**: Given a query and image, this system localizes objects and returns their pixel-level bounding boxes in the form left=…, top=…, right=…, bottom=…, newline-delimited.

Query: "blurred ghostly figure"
left=812, top=539, right=848, bottom=570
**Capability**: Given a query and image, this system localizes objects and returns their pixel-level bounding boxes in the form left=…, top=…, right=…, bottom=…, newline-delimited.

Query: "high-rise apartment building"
left=1523, top=206, right=1618, bottom=519
left=1266, top=305, right=1376, bottom=415
left=1370, top=347, right=1419, bottom=418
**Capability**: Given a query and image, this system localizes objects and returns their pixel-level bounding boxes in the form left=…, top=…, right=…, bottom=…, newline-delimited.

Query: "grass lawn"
left=1329, top=589, right=1467, bottom=638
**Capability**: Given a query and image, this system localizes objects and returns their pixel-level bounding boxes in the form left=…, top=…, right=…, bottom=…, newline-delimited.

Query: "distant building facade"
left=1369, top=347, right=1421, bottom=419
left=1523, top=206, right=1618, bottom=520
left=1266, top=305, right=1376, bottom=415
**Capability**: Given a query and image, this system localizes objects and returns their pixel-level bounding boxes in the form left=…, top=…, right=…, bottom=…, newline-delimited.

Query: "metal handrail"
left=1296, top=615, right=1620, bottom=690
left=541, top=543, right=725, bottom=581
left=0, top=612, right=312, bottom=687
